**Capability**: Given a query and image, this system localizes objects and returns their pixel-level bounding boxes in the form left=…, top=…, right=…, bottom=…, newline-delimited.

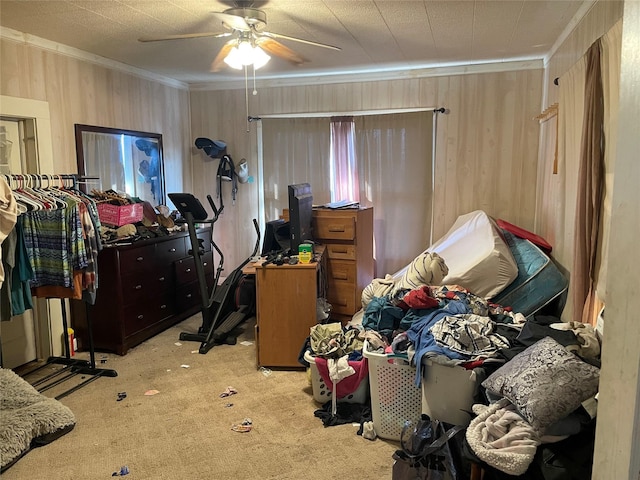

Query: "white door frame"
left=1, top=95, right=61, bottom=360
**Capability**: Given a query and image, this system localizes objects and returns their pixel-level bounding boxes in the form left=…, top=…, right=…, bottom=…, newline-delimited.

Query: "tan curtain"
left=572, top=41, right=605, bottom=325
left=557, top=57, right=586, bottom=323
left=594, top=20, right=623, bottom=311
left=261, top=117, right=331, bottom=221
left=355, top=111, right=433, bottom=277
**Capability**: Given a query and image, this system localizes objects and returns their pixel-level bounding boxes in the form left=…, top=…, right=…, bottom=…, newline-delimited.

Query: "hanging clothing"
left=4, top=176, right=102, bottom=312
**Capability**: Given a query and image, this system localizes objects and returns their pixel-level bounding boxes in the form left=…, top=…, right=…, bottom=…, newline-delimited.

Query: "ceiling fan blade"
left=256, top=37, right=308, bottom=66
left=210, top=40, right=238, bottom=72
left=260, top=31, right=340, bottom=51
left=211, top=12, right=251, bottom=31
left=138, top=32, right=231, bottom=42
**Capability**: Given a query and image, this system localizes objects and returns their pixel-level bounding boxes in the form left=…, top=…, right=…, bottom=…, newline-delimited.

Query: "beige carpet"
left=5, top=315, right=398, bottom=480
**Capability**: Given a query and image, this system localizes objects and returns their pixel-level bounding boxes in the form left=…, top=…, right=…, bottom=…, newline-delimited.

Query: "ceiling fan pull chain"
left=253, top=64, right=259, bottom=96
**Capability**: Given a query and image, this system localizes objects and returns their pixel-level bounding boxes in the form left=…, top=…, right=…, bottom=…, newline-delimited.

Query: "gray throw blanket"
left=1, top=368, right=76, bottom=471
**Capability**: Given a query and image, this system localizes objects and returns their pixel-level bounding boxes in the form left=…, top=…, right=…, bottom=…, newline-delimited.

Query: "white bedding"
left=393, top=210, right=517, bottom=299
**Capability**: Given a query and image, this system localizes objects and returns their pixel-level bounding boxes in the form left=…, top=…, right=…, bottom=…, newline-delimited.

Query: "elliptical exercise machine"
left=168, top=192, right=260, bottom=354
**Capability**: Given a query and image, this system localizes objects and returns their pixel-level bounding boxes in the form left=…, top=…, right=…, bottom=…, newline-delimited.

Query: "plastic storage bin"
left=421, top=358, right=479, bottom=426
left=363, top=341, right=422, bottom=441
left=304, top=350, right=369, bottom=404
left=98, top=203, right=143, bottom=227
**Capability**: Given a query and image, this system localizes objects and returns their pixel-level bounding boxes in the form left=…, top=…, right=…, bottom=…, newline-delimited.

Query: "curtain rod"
left=254, top=106, right=446, bottom=119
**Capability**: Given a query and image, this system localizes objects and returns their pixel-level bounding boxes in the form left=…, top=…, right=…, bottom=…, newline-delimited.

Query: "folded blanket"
left=465, top=398, right=540, bottom=476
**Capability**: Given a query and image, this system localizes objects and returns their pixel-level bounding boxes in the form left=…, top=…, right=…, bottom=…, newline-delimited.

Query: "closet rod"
left=8, top=173, right=118, bottom=399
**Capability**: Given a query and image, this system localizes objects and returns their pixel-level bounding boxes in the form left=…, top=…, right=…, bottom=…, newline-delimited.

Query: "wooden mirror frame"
left=74, top=124, right=166, bottom=206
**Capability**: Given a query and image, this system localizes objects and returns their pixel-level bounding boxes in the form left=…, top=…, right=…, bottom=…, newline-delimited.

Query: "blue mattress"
left=493, top=230, right=568, bottom=318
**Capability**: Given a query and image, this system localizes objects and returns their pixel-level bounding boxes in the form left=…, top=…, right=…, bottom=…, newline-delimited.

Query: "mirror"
left=75, top=124, right=165, bottom=206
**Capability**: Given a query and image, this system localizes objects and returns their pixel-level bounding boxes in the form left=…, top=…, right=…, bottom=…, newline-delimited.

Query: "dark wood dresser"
left=71, top=228, right=213, bottom=355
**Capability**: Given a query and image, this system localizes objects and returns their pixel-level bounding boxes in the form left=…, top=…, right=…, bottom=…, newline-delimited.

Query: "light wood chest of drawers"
left=312, top=207, right=374, bottom=324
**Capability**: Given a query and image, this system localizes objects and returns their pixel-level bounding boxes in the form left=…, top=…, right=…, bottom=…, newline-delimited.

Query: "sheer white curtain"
left=85, top=132, right=125, bottom=192
left=356, top=111, right=433, bottom=277
left=260, top=111, right=434, bottom=278
left=261, top=117, right=331, bottom=221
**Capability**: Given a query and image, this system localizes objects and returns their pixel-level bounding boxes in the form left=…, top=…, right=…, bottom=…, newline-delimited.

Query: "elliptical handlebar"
left=206, top=194, right=223, bottom=220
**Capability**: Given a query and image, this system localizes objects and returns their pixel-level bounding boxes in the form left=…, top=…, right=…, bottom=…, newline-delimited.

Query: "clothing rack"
left=3, top=173, right=117, bottom=399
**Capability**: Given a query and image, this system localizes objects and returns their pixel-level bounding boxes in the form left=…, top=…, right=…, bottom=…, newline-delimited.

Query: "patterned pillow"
left=481, top=336, right=600, bottom=434
left=392, top=251, right=449, bottom=295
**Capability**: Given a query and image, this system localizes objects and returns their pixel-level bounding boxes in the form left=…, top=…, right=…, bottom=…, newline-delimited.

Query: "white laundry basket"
left=363, top=341, right=422, bottom=441
left=421, top=358, right=479, bottom=426
left=304, top=350, right=369, bottom=404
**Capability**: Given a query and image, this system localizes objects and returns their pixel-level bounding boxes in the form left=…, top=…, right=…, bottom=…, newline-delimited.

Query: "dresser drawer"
left=155, top=237, right=186, bottom=263
left=122, top=304, right=158, bottom=336
left=326, top=259, right=357, bottom=284
left=327, top=283, right=357, bottom=315
left=175, top=257, right=197, bottom=284
left=313, top=215, right=355, bottom=241
left=118, top=244, right=156, bottom=273
left=175, top=251, right=213, bottom=284
left=121, top=274, right=153, bottom=306
left=325, top=244, right=356, bottom=260
left=176, top=281, right=201, bottom=311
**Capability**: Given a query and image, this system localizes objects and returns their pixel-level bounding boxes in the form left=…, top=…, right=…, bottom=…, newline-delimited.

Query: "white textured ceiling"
left=0, top=0, right=588, bottom=85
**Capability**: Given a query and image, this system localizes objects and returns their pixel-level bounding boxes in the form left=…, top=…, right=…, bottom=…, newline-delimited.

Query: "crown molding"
left=1, top=25, right=542, bottom=93
left=189, top=59, right=543, bottom=91
left=544, top=0, right=597, bottom=66
left=0, top=26, right=189, bottom=90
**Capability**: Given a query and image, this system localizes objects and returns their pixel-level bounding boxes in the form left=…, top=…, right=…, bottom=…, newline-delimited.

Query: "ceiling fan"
left=138, top=1, right=341, bottom=72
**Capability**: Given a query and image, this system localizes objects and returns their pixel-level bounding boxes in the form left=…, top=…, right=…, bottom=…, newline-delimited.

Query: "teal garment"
left=11, top=220, right=34, bottom=316
left=1, top=227, right=15, bottom=321
left=362, top=297, right=405, bottom=339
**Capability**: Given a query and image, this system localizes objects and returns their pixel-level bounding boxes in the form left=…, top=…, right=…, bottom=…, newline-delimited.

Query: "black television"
left=288, top=183, right=313, bottom=254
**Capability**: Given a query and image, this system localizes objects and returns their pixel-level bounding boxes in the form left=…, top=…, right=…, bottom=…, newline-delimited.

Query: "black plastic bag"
left=392, top=414, right=464, bottom=480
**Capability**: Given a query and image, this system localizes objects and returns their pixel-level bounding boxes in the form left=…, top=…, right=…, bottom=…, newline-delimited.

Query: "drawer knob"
left=203, top=262, right=208, bottom=267
left=185, top=268, right=191, bottom=273
left=333, top=248, right=348, bottom=254
left=158, top=277, right=165, bottom=282
left=135, top=285, right=142, bottom=290
left=160, top=304, right=167, bottom=309
left=169, top=248, right=176, bottom=252
left=136, top=256, right=144, bottom=262
left=137, top=314, right=144, bottom=320
left=186, top=294, right=192, bottom=299
left=328, top=225, right=346, bottom=232
left=334, top=272, right=348, bottom=280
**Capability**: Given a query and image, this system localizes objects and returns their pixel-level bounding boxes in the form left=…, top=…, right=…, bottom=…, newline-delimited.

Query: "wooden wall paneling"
left=493, top=72, right=517, bottom=222
left=430, top=76, right=447, bottom=239
left=456, top=74, right=479, bottom=220
left=1, top=36, right=191, bottom=208
left=190, top=68, right=542, bottom=270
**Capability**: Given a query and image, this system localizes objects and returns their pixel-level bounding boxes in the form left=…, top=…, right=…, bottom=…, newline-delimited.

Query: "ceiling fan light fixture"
left=252, top=46, right=271, bottom=70
left=223, top=40, right=270, bottom=70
